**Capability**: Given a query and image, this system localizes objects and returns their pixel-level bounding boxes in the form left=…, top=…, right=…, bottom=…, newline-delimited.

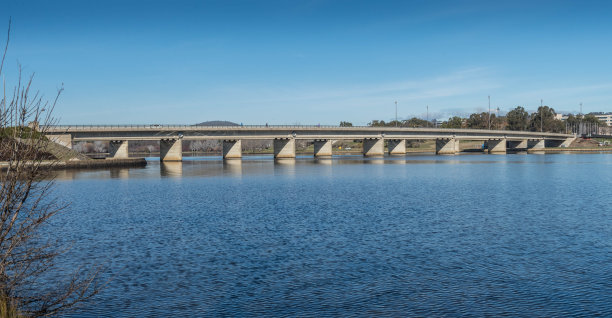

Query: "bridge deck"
left=46, top=125, right=574, bottom=141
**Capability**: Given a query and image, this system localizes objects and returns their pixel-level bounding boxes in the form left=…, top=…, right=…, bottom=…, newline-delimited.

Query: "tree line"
left=352, top=106, right=607, bottom=133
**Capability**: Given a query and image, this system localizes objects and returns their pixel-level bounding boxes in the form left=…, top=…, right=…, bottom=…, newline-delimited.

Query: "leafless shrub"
left=0, top=20, right=102, bottom=317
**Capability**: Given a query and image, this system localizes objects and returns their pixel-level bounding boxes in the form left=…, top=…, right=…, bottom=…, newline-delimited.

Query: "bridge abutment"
left=222, top=140, right=242, bottom=159
left=387, top=139, right=406, bottom=155
left=436, top=138, right=459, bottom=155
left=108, top=140, right=129, bottom=159
left=562, top=137, right=576, bottom=147
left=549, top=137, right=576, bottom=148
left=274, top=138, right=296, bottom=159
left=487, top=138, right=507, bottom=154
left=313, top=139, right=333, bottom=157
left=160, top=139, right=182, bottom=161
left=45, top=134, right=73, bottom=149
left=363, top=138, right=384, bottom=157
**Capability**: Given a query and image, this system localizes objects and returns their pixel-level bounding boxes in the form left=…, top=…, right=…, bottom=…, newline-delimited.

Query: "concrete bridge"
left=45, top=125, right=576, bottom=161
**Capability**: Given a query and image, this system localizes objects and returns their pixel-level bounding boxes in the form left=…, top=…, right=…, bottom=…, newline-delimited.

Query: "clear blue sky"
left=2, top=0, right=612, bottom=125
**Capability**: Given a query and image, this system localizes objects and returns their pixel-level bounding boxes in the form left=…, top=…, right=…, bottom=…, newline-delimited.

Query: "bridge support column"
left=313, top=139, right=332, bottom=157
left=108, top=140, right=129, bottom=159
left=387, top=139, right=406, bottom=155
left=45, top=134, right=73, bottom=149
left=436, top=138, right=459, bottom=155
left=363, top=138, right=384, bottom=157
left=222, top=140, right=242, bottom=159
left=487, top=138, right=507, bottom=154
left=160, top=139, right=182, bottom=161
left=274, top=138, right=295, bottom=159
left=508, top=139, right=528, bottom=150
left=527, top=139, right=545, bottom=152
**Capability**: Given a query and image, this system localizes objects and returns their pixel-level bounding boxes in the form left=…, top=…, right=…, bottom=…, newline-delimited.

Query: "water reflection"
left=314, top=158, right=333, bottom=165
left=53, top=169, right=77, bottom=181
left=365, top=158, right=385, bottom=165
left=274, top=158, right=296, bottom=177
left=387, top=158, right=407, bottom=165
left=160, top=162, right=183, bottom=177
left=223, top=159, right=242, bottom=177
left=109, top=168, right=130, bottom=179
left=48, top=153, right=592, bottom=182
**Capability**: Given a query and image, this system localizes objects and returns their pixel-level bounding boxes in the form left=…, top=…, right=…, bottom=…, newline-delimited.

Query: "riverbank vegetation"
left=366, top=106, right=607, bottom=134
left=1, top=21, right=101, bottom=317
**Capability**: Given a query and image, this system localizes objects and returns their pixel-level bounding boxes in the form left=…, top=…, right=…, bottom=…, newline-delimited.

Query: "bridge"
left=45, top=125, right=576, bottom=161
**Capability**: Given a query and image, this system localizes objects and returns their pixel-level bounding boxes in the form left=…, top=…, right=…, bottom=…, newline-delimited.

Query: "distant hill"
left=194, top=120, right=239, bottom=126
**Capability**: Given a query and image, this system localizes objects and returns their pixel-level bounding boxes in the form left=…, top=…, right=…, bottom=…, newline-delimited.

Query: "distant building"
left=589, top=112, right=612, bottom=126
left=556, top=112, right=612, bottom=126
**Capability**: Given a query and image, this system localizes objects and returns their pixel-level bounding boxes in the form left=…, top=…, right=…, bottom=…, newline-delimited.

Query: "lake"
left=49, top=153, right=611, bottom=317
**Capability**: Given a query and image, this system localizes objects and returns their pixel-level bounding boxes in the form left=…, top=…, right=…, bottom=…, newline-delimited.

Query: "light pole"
left=395, top=101, right=398, bottom=127
left=540, top=99, right=543, bottom=132
left=496, top=107, right=500, bottom=130
left=488, top=95, right=491, bottom=130
left=579, top=102, right=583, bottom=135
left=427, top=105, right=429, bottom=127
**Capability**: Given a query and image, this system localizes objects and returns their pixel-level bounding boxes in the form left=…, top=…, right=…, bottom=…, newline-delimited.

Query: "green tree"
left=368, top=120, right=386, bottom=127
left=402, top=117, right=429, bottom=128
left=506, top=106, right=530, bottom=131
left=466, top=112, right=494, bottom=129
left=530, top=106, right=565, bottom=132
left=440, top=116, right=463, bottom=128
left=339, top=121, right=353, bottom=127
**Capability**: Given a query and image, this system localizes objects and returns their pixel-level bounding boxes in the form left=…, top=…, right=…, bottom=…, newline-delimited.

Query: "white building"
left=556, top=112, right=612, bottom=125
left=590, top=112, right=612, bottom=126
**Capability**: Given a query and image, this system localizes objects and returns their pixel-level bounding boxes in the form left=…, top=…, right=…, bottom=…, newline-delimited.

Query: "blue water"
left=48, top=154, right=611, bottom=317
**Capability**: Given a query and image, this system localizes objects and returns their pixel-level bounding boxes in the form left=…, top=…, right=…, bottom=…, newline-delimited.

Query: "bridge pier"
left=274, top=138, right=296, bottom=159
left=487, top=138, right=507, bottom=154
left=313, top=139, right=332, bottom=157
left=363, top=138, right=384, bottom=157
left=160, top=139, right=182, bottom=161
left=436, top=138, right=459, bottom=155
left=108, top=140, right=129, bottom=159
left=387, top=139, right=406, bottom=155
left=527, top=139, right=545, bottom=151
left=508, top=139, right=528, bottom=150
left=222, top=139, right=242, bottom=159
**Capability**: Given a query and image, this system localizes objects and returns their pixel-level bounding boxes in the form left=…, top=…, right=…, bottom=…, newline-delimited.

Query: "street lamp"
left=540, top=99, right=543, bottom=132
left=496, top=107, right=500, bottom=130
left=488, top=96, right=491, bottom=130
left=395, top=101, right=398, bottom=127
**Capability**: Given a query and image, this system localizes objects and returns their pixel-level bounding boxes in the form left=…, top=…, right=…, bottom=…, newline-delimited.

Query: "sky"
left=1, top=0, right=612, bottom=125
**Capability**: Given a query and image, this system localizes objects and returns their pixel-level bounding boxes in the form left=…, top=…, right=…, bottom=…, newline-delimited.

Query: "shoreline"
left=0, top=158, right=147, bottom=171
left=4, top=148, right=612, bottom=172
